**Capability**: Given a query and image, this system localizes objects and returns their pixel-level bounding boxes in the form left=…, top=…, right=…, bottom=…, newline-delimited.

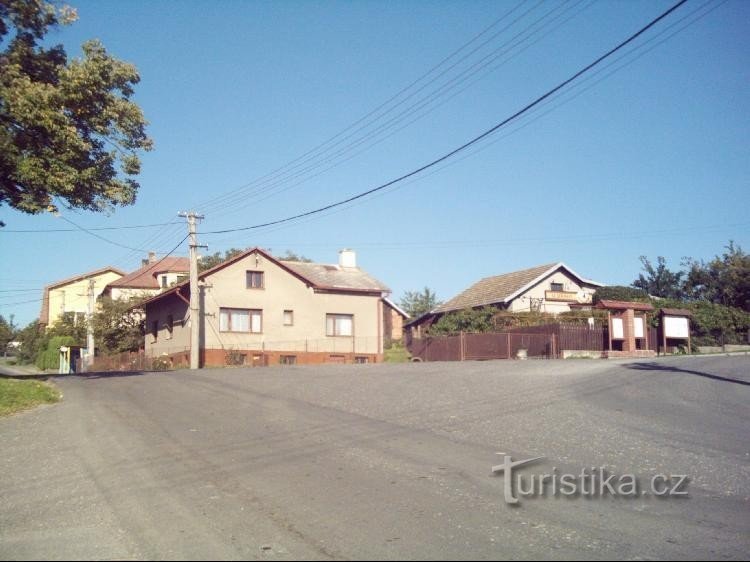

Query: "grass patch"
left=384, top=343, right=411, bottom=363
left=0, top=379, right=60, bottom=417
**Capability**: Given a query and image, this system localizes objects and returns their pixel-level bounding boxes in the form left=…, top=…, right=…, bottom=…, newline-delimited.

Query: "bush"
left=35, top=336, right=77, bottom=371
left=593, top=286, right=650, bottom=304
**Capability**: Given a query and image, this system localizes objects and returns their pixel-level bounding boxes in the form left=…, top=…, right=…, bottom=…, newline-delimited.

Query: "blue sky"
left=1, top=0, right=748, bottom=327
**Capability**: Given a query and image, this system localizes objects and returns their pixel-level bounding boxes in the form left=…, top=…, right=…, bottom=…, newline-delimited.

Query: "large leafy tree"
left=683, top=242, right=750, bottom=311
left=0, top=1, right=152, bottom=214
left=92, top=296, right=144, bottom=354
left=632, top=256, right=684, bottom=299
left=399, top=287, right=441, bottom=318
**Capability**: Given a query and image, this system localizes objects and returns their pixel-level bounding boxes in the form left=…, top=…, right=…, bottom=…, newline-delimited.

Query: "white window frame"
left=220, top=308, right=262, bottom=333
left=326, top=314, right=353, bottom=337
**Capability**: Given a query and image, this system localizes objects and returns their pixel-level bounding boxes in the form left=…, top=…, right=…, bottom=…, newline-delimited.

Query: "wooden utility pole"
left=179, top=211, right=205, bottom=370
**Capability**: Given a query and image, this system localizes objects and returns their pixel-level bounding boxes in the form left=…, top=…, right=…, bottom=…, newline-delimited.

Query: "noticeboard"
left=664, top=316, right=689, bottom=339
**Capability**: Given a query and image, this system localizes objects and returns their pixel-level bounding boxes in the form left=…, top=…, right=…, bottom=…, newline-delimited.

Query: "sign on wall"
left=634, top=317, right=645, bottom=339
left=664, top=316, right=689, bottom=339
left=612, top=317, right=624, bottom=339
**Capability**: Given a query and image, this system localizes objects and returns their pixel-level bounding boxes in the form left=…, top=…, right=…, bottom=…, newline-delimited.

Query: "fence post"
left=507, top=332, right=511, bottom=359
left=460, top=331, right=465, bottom=361
left=552, top=332, right=557, bottom=359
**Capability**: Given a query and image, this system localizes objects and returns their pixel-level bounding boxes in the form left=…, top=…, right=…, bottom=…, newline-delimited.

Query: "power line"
left=0, top=234, right=190, bottom=311
left=58, top=215, right=156, bottom=253
left=0, top=221, right=182, bottom=233
left=201, top=0, right=588, bottom=217
left=196, top=0, right=539, bottom=214
left=202, top=0, right=690, bottom=237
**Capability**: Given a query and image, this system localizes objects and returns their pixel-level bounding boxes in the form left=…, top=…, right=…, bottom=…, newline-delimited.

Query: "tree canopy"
left=633, top=242, right=749, bottom=311
left=399, top=287, right=441, bottom=319
left=0, top=1, right=152, bottom=215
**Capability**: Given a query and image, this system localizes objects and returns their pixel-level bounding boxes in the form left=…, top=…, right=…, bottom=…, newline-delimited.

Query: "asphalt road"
left=1, top=355, right=748, bottom=560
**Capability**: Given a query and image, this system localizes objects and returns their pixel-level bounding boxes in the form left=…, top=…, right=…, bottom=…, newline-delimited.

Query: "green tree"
left=277, top=249, right=312, bottom=262
left=0, top=313, right=16, bottom=350
left=92, top=296, right=144, bottom=354
left=15, top=320, right=45, bottom=364
left=428, top=306, right=496, bottom=335
left=0, top=1, right=153, bottom=214
left=683, top=242, right=750, bottom=311
left=632, top=256, right=684, bottom=299
left=198, top=248, right=246, bottom=272
left=399, top=287, right=441, bottom=319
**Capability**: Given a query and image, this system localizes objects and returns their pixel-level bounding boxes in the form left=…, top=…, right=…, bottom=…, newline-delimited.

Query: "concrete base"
left=604, top=350, right=657, bottom=359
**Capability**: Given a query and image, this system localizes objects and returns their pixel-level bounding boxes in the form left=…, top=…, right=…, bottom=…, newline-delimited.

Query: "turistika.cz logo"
left=491, top=454, right=689, bottom=505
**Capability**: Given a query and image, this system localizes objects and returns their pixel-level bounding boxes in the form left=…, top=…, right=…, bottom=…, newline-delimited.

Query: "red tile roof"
left=107, top=257, right=190, bottom=289
left=595, top=299, right=654, bottom=311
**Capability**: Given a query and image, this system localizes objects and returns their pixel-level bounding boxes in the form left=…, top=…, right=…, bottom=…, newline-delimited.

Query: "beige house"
left=140, top=248, right=390, bottom=367
left=101, top=254, right=190, bottom=301
left=406, top=262, right=602, bottom=336
left=40, top=266, right=126, bottom=328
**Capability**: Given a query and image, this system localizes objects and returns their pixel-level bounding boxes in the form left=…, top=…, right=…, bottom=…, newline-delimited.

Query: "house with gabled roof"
left=405, top=262, right=603, bottom=336
left=140, top=247, right=390, bottom=367
left=101, top=253, right=190, bottom=301
left=40, top=266, right=126, bottom=328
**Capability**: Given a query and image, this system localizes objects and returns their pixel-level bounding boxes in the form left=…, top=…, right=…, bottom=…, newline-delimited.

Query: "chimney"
left=142, top=251, right=157, bottom=266
left=338, top=248, right=357, bottom=269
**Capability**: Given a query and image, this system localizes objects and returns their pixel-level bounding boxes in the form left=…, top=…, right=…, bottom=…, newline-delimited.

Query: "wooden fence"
left=407, top=322, right=658, bottom=362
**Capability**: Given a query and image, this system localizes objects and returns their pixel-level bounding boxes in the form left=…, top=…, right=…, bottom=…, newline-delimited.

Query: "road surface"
left=1, top=355, right=748, bottom=560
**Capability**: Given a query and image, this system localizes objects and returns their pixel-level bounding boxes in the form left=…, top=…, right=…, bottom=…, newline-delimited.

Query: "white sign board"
left=664, top=316, right=689, bottom=339
left=612, top=317, right=624, bottom=339
left=634, top=317, right=644, bottom=339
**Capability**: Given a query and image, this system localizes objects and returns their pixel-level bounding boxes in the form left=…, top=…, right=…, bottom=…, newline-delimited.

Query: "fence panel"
left=464, top=332, right=510, bottom=360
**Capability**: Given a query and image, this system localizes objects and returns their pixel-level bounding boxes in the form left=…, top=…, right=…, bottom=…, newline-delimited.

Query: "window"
left=280, top=355, right=297, bottom=365
left=220, top=308, right=262, bottom=333
left=166, top=315, right=174, bottom=339
left=161, top=275, right=169, bottom=289
left=246, top=271, right=264, bottom=289
left=326, top=314, right=353, bottom=336
left=355, top=356, right=369, bottom=364
left=550, top=282, right=564, bottom=292
left=283, top=310, right=294, bottom=326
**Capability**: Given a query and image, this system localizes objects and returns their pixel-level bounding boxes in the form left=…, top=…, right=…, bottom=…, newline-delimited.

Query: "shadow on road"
left=71, top=370, right=156, bottom=380
left=625, top=361, right=750, bottom=387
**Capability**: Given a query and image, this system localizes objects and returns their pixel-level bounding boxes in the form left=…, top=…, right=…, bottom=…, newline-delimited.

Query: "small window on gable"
left=246, top=271, right=264, bottom=289
left=283, top=310, right=294, bottom=326
left=550, top=282, right=564, bottom=292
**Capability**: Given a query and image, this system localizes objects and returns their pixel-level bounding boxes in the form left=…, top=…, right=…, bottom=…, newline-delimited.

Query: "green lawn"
left=384, top=343, right=411, bottom=363
left=0, top=379, right=60, bottom=416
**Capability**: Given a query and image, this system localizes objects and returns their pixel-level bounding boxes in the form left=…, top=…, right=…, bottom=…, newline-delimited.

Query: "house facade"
left=406, top=262, right=602, bottom=336
left=40, top=267, right=126, bottom=328
left=141, top=248, right=389, bottom=367
left=101, top=254, right=190, bottom=301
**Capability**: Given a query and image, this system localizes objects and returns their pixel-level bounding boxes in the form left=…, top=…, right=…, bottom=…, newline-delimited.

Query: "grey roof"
left=280, top=260, right=390, bottom=293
